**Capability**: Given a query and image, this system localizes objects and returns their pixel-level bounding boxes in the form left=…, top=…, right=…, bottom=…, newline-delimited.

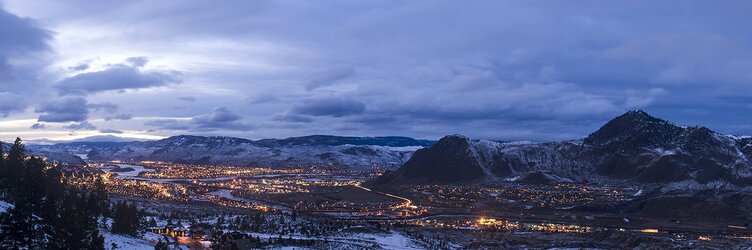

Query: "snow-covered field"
left=101, top=230, right=158, bottom=250
left=85, top=135, right=427, bottom=170
left=347, top=232, right=425, bottom=250
left=0, top=200, right=13, bottom=213
left=246, top=230, right=425, bottom=249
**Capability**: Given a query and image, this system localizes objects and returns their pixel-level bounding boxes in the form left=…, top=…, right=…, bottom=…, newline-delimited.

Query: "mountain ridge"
left=372, top=110, right=752, bottom=188
left=31, top=134, right=436, bottom=169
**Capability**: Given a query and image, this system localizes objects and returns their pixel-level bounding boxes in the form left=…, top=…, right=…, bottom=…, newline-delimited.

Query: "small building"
left=189, top=229, right=205, bottom=240
left=217, top=232, right=262, bottom=250
left=148, top=226, right=187, bottom=237
left=230, top=239, right=263, bottom=250
left=189, top=223, right=213, bottom=240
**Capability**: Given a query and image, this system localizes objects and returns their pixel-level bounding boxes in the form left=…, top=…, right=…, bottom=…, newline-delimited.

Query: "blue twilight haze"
left=0, top=0, right=751, bottom=141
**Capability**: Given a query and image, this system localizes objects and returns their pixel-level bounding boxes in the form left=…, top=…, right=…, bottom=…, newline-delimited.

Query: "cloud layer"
left=35, top=96, right=89, bottom=123
left=56, top=60, right=180, bottom=95
left=1, top=1, right=752, bottom=141
left=0, top=5, right=51, bottom=116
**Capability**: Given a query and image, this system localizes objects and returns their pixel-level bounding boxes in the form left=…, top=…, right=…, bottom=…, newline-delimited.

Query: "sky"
left=1, top=0, right=752, bottom=142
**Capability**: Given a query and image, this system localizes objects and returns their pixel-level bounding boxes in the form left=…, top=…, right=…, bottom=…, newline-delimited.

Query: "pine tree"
left=39, top=167, right=64, bottom=237
left=3, top=138, right=24, bottom=196
left=0, top=203, right=44, bottom=249
left=0, top=141, right=6, bottom=189
left=93, top=177, right=109, bottom=217
left=112, top=201, right=126, bottom=234
left=0, top=138, right=103, bottom=249
left=154, top=240, right=169, bottom=250
left=20, top=157, right=46, bottom=210
left=87, top=228, right=106, bottom=250
left=112, top=201, right=143, bottom=236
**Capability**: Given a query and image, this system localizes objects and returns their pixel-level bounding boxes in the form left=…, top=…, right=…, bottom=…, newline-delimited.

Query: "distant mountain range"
left=28, top=135, right=435, bottom=169
left=28, top=135, right=148, bottom=145
left=372, top=110, right=752, bottom=189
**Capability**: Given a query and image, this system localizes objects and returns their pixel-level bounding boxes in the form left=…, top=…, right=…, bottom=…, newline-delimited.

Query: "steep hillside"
left=39, top=135, right=433, bottom=170
left=373, top=110, right=752, bottom=187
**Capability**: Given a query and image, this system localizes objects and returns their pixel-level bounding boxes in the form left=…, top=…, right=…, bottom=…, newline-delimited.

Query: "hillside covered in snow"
left=373, top=110, right=752, bottom=188
left=33, top=135, right=435, bottom=170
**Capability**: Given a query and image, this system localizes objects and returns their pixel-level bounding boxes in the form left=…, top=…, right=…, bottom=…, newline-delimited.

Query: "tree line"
left=0, top=138, right=145, bottom=249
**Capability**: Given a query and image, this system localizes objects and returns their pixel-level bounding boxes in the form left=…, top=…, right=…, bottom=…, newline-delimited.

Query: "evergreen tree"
left=112, top=201, right=143, bottom=236
left=49, top=189, right=103, bottom=249
left=1, top=138, right=24, bottom=195
left=0, top=138, right=103, bottom=249
left=0, top=202, right=44, bottom=248
left=154, top=240, right=169, bottom=250
left=93, top=177, right=110, bottom=217
left=87, top=228, right=106, bottom=250
left=0, top=141, right=5, bottom=189
left=39, top=167, right=65, bottom=238
left=19, top=157, right=46, bottom=210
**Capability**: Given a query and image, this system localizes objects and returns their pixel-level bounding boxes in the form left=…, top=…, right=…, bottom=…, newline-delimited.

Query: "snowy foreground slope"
left=0, top=200, right=13, bottom=213
left=246, top=230, right=430, bottom=250
left=375, top=110, right=752, bottom=188
left=102, top=224, right=430, bottom=249
left=101, top=230, right=157, bottom=250
left=31, top=135, right=434, bottom=170
left=2, top=199, right=428, bottom=250
left=0, top=200, right=158, bottom=250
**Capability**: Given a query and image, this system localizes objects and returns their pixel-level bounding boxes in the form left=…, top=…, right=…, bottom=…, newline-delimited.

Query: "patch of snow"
left=348, top=231, right=424, bottom=250
left=378, top=146, right=425, bottom=152
left=0, top=200, right=14, bottom=213
left=633, top=189, right=643, bottom=196
left=502, top=141, right=537, bottom=145
left=247, top=231, right=424, bottom=249
left=727, top=135, right=752, bottom=140
left=101, top=230, right=155, bottom=250
left=653, top=148, right=676, bottom=156
left=660, top=180, right=739, bottom=192
left=505, top=176, right=520, bottom=182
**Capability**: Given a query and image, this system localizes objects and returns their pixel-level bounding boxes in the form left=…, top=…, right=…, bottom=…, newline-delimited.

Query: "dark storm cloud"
left=146, top=107, right=251, bottom=131
left=191, top=106, right=245, bottom=129
left=30, top=123, right=46, bottom=129
left=272, top=113, right=313, bottom=123
left=124, top=56, right=149, bottom=67
left=0, top=6, right=49, bottom=52
left=55, top=61, right=181, bottom=95
left=87, top=102, right=119, bottom=113
left=35, top=96, right=89, bottom=123
left=0, top=4, right=51, bottom=113
left=292, top=97, right=366, bottom=117
left=0, top=92, right=26, bottom=117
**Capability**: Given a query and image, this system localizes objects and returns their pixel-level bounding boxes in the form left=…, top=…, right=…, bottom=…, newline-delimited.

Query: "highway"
left=352, top=184, right=414, bottom=209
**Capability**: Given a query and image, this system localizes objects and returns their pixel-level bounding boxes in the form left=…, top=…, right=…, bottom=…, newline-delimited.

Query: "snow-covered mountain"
left=0, top=142, right=87, bottom=166
left=35, top=135, right=434, bottom=170
left=373, top=110, right=752, bottom=187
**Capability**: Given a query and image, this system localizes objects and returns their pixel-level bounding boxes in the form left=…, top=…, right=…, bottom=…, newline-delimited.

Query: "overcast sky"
left=1, top=0, right=751, bottom=142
